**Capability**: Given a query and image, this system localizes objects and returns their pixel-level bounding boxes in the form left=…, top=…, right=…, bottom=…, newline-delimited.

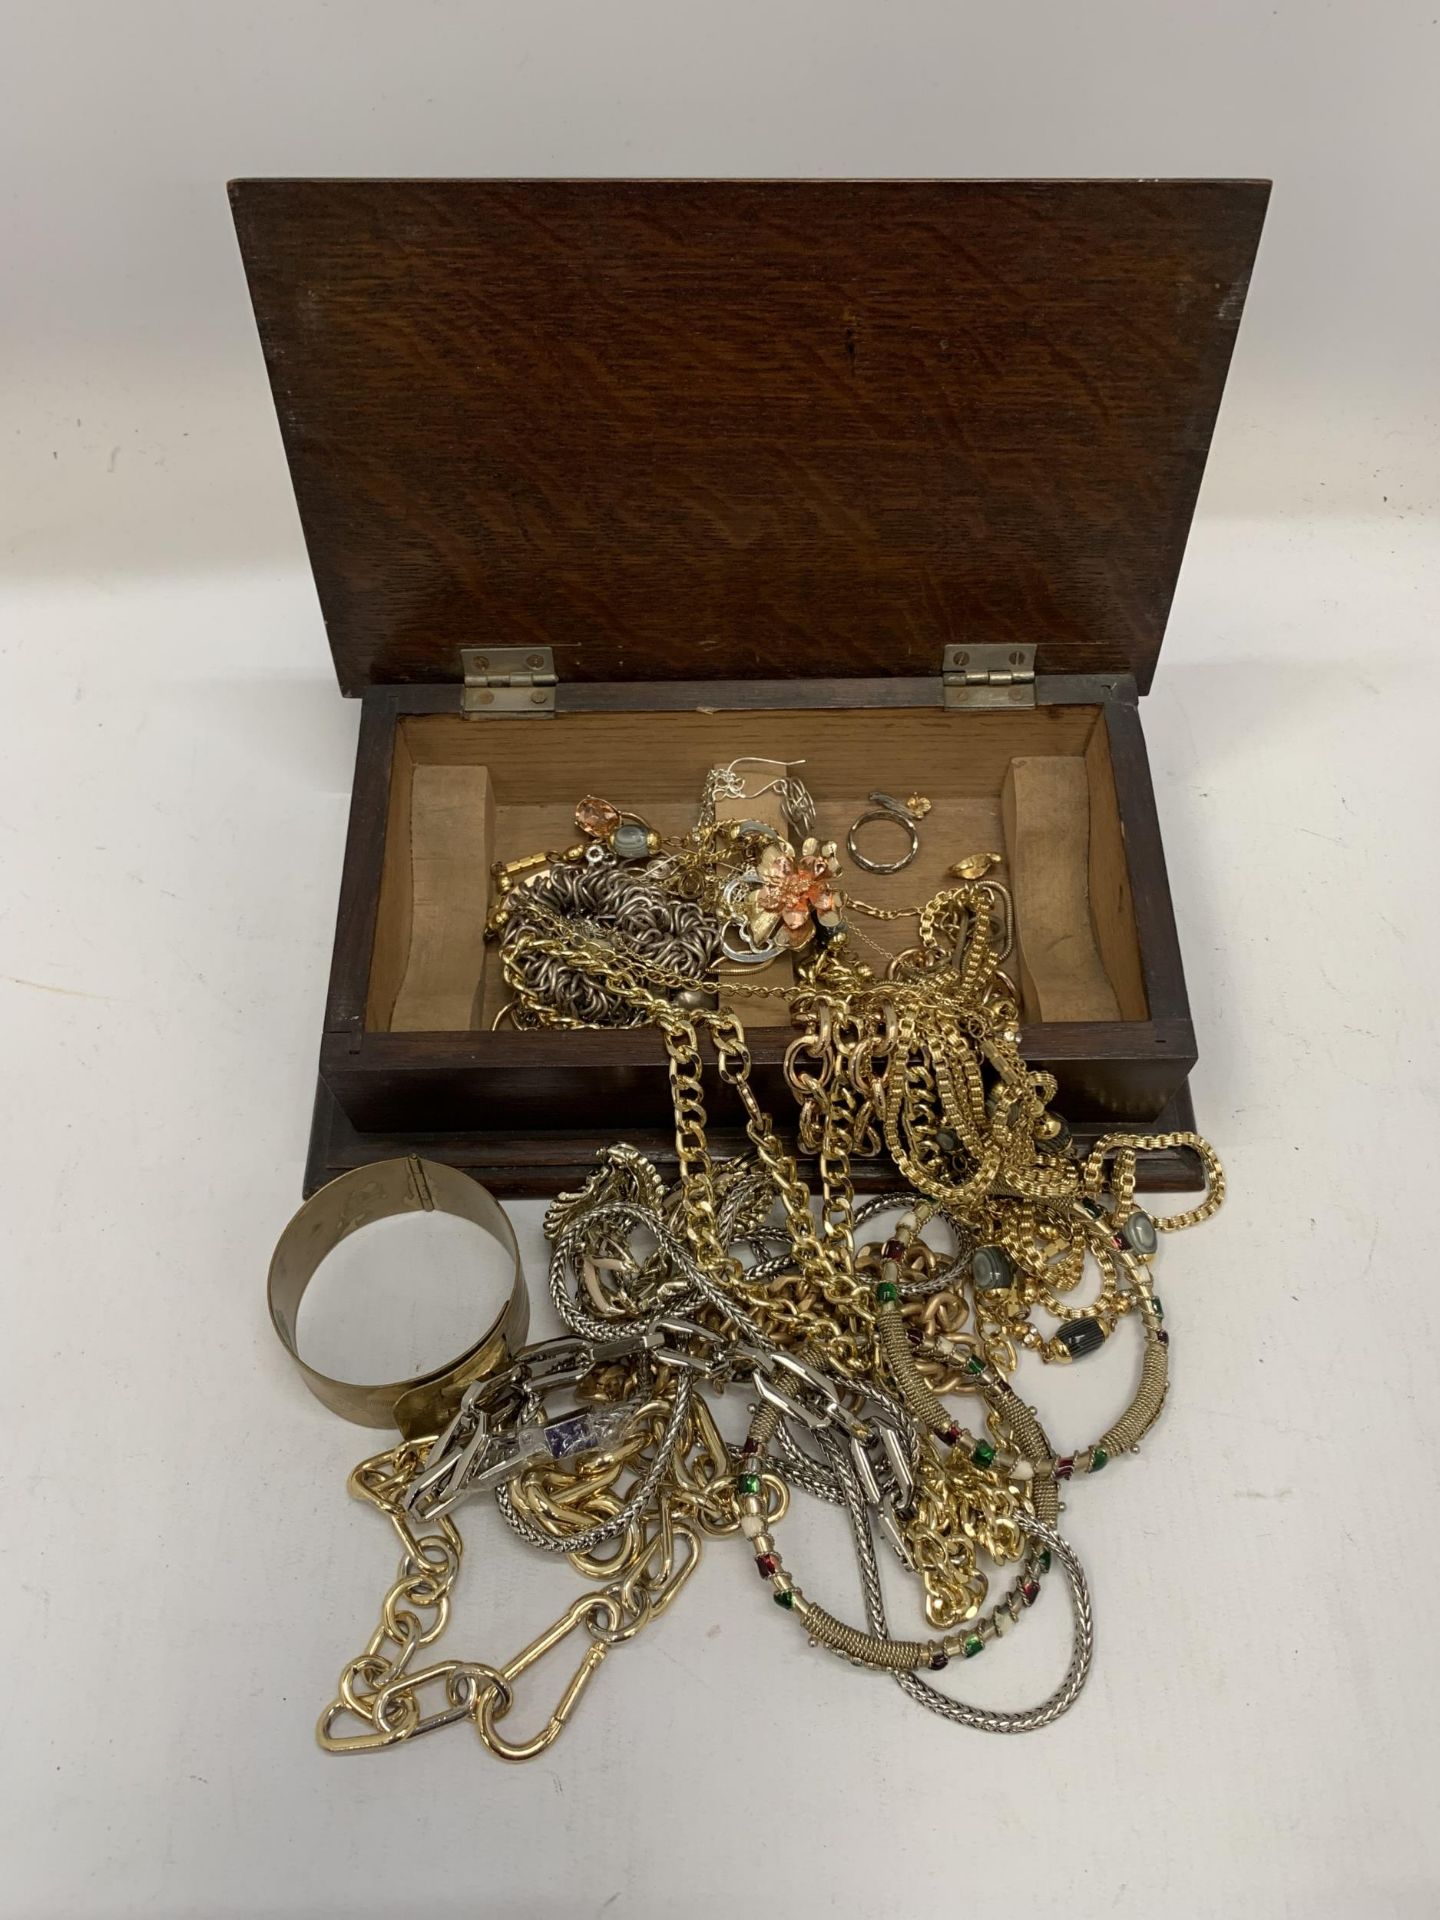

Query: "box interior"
left=365, top=707, right=1149, bottom=1035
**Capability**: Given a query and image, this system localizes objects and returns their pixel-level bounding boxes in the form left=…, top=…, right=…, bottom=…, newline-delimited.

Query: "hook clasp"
left=474, top=1591, right=624, bottom=1762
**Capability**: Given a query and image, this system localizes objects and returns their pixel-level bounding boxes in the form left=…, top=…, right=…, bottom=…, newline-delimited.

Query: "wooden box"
left=229, top=178, right=1268, bottom=1197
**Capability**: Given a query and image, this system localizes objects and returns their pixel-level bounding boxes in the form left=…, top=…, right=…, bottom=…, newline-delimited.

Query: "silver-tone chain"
left=425, top=1149, right=1099, bottom=1736
left=850, top=1189, right=976, bottom=1294
left=500, top=860, right=722, bottom=1025
left=495, top=1368, right=694, bottom=1558
left=818, top=1426, right=1094, bottom=1732
left=546, top=1174, right=922, bottom=1524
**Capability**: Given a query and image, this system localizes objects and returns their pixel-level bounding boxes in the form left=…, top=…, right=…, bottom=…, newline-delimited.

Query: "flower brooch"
left=722, top=833, right=845, bottom=965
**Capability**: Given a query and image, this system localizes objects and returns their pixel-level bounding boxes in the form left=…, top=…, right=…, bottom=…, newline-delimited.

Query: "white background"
left=3, top=4, right=1439, bottom=1916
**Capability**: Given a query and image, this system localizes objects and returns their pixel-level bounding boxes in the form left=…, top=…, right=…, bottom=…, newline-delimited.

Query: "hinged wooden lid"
left=231, top=178, right=1267, bottom=696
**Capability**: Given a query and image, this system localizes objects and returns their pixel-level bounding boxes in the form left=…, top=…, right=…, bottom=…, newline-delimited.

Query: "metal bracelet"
left=267, top=1156, right=529, bottom=1437
left=820, top=1428, right=1095, bottom=1733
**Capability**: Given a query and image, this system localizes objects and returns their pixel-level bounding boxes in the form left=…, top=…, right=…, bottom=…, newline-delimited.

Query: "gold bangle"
left=267, top=1156, right=530, bottom=1437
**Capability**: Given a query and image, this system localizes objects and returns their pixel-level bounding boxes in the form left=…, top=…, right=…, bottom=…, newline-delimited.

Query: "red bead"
left=1022, top=1580, right=1040, bottom=1605
left=756, top=1553, right=779, bottom=1578
left=942, top=1423, right=962, bottom=1447
left=881, top=1238, right=906, bottom=1262
left=929, top=1652, right=948, bottom=1671
left=1157, top=1329, right=1170, bottom=1346
left=741, top=1437, right=759, bottom=1455
left=1054, top=1456, right=1074, bottom=1480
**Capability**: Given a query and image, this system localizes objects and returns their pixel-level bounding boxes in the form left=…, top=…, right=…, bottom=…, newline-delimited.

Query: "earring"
left=703, top=757, right=817, bottom=843
left=948, top=851, right=1002, bottom=881
left=574, top=795, right=660, bottom=862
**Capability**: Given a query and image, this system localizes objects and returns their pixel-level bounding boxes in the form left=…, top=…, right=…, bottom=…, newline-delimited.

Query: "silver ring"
left=846, top=807, right=920, bottom=875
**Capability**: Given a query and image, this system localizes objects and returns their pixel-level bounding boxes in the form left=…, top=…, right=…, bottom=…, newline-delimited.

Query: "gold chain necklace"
left=315, top=788, right=1225, bottom=1758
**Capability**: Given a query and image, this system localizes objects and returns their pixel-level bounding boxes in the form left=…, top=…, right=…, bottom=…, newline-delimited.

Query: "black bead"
left=1056, top=1316, right=1107, bottom=1359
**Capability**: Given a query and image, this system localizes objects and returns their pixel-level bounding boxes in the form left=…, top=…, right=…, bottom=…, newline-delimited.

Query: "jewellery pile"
left=295, top=758, right=1224, bottom=1759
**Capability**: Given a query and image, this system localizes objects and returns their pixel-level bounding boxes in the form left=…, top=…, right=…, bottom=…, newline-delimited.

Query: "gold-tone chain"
left=1083, top=1130, right=1227, bottom=1232
left=320, top=1388, right=743, bottom=1761
left=466, top=800, right=1227, bottom=1676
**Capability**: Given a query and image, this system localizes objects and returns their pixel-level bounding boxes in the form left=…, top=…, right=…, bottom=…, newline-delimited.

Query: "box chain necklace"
left=300, top=762, right=1223, bottom=1758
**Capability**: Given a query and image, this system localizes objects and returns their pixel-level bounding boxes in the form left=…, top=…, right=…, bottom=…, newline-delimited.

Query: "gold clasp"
left=474, top=1591, right=624, bottom=1762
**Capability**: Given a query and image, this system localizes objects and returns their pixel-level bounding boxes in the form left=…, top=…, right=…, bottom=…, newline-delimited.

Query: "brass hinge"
left=942, top=644, right=1036, bottom=710
left=461, top=646, right=557, bottom=717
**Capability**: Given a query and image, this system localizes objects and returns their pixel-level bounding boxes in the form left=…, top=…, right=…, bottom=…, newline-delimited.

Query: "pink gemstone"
left=576, top=795, right=621, bottom=837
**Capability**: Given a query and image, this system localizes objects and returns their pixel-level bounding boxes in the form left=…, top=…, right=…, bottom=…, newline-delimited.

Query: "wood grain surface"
left=231, top=178, right=1268, bottom=695
left=304, top=1077, right=1208, bottom=1198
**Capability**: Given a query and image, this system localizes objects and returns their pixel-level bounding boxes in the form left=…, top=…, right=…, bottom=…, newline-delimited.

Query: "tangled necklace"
left=312, top=766, right=1223, bottom=1758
